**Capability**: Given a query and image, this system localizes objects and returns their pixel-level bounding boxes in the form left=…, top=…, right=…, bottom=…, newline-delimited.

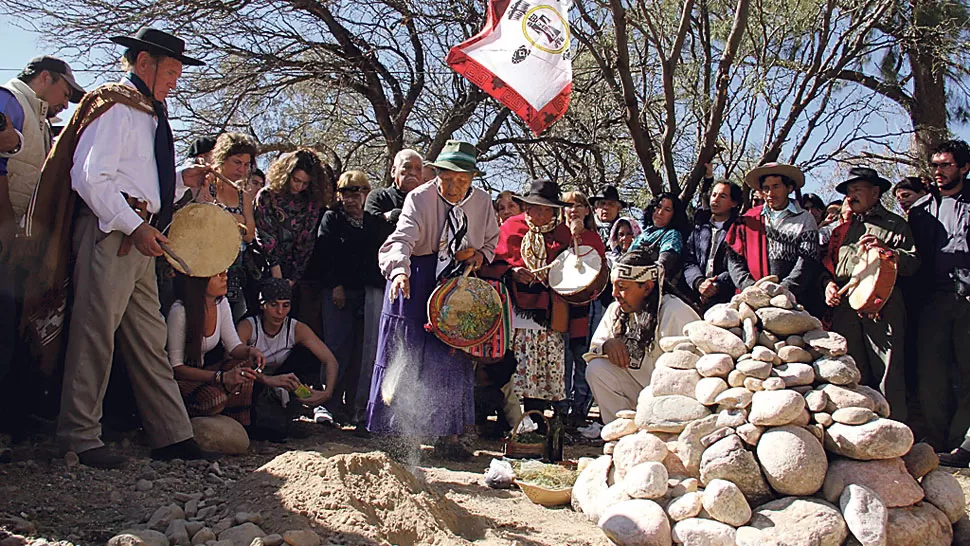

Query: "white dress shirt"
left=71, top=79, right=189, bottom=235
left=586, top=295, right=700, bottom=375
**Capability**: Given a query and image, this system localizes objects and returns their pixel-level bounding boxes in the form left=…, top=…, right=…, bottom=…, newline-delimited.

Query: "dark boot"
left=151, top=439, right=220, bottom=461
left=77, top=446, right=128, bottom=469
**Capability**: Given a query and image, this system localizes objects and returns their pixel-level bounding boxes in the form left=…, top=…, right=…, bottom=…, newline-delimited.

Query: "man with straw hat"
left=368, top=140, right=499, bottom=460
left=820, top=167, right=917, bottom=422
left=21, top=28, right=213, bottom=468
left=725, top=163, right=820, bottom=299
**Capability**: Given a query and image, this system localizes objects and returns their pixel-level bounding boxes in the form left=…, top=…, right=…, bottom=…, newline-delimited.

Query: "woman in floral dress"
left=488, top=180, right=604, bottom=423
left=254, top=148, right=332, bottom=326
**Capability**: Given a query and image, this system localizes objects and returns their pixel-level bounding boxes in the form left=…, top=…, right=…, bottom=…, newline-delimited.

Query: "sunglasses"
left=337, top=186, right=369, bottom=194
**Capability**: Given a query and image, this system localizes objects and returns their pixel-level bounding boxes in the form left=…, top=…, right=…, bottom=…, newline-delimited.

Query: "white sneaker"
left=313, top=406, right=334, bottom=424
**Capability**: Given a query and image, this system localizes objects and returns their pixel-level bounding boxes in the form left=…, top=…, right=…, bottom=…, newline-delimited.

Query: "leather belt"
left=118, top=193, right=156, bottom=257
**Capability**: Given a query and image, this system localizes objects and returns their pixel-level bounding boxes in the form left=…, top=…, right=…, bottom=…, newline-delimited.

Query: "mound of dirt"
left=227, top=450, right=484, bottom=545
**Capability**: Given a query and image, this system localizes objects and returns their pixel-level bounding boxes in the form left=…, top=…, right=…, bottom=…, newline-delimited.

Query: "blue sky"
left=2, top=14, right=967, bottom=200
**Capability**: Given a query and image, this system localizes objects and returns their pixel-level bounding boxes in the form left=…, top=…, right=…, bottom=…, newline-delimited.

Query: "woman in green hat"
left=367, top=140, right=500, bottom=460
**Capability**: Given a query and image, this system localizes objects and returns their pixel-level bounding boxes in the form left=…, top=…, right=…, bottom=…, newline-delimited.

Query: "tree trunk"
left=908, top=47, right=948, bottom=163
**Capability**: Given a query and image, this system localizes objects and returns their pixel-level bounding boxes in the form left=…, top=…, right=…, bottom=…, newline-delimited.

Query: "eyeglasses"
left=337, top=186, right=369, bottom=194
left=931, top=161, right=956, bottom=170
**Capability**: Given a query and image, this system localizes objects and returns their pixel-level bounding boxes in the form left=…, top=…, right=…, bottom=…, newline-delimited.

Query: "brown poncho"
left=18, top=83, right=155, bottom=375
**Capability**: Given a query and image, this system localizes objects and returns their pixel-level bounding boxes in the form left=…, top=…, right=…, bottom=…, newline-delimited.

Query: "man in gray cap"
left=1, top=56, right=85, bottom=236
left=0, top=56, right=85, bottom=430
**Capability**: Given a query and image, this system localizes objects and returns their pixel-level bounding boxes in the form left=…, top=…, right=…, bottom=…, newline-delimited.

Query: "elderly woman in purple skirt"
left=367, top=140, right=500, bottom=460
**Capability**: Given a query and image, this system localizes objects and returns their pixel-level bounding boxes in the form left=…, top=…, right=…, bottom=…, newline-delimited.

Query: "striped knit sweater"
left=728, top=202, right=820, bottom=295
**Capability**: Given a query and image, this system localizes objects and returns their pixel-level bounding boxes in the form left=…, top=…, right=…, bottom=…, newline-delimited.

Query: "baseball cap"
left=25, top=56, right=86, bottom=103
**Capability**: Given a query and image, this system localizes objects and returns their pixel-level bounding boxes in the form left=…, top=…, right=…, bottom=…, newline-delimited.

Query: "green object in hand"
left=294, top=384, right=312, bottom=399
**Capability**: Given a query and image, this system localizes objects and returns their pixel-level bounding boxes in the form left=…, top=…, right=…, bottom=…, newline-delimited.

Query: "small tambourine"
left=164, top=203, right=243, bottom=278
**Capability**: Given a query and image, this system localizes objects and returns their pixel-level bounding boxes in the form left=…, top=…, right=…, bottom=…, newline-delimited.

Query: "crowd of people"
left=1, top=27, right=969, bottom=471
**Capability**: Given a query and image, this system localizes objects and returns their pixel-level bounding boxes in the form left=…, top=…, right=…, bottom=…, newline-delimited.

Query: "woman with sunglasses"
left=314, top=170, right=392, bottom=428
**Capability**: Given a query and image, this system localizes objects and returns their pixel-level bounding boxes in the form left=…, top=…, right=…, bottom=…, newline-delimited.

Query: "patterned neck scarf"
left=340, top=206, right=364, bottom=229
left=612, top=299, right=660, bottom=368
left=521, top=216, right=560, bottom=284
left=436, top=183, right=472, bottom=280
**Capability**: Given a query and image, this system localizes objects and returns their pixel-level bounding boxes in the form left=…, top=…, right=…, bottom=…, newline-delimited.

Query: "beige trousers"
left=57, top=208, right=193, bottom=453
left=586, top=357, right=652, bottom=424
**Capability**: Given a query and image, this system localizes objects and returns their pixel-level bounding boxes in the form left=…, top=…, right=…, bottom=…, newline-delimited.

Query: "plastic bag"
left=517, top=415, right=538, bottom=434
left=484, top=458, right=515, bottom=489
left=577, top=422, right=603, bottom=439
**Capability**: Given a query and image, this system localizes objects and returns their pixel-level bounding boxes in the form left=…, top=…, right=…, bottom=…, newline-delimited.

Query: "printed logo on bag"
left=512, top=46, right=531, bottom=64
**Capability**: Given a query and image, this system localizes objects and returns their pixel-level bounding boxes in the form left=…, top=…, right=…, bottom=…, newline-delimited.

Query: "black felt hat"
left=111, top=27, right=205, bottom=66
left=513, top=179, right=569, bottom=208
left=187, top=136, right=217, bottom=158
left=589, top=185, right=629, bottom=208
left=836, top=167, right=891, bottom=195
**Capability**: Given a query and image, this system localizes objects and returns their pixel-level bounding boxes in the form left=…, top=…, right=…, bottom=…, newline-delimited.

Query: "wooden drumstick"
left=837, top=280, right=857, bottom=296
left=194, top=159, right=246, bottom=192
left=159, top=242, right=193, bottom=276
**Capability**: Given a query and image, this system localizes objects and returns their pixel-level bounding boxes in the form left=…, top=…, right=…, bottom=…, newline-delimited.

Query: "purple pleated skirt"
left=366, top=254, right=475, bottom=436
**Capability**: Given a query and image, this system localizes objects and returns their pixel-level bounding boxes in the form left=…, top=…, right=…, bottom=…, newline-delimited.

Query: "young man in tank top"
left=237, top=278, right=339, bottom=429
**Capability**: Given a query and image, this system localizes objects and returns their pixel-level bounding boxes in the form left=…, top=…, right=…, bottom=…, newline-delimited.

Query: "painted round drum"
left=427, top=272, right=504, bottom=349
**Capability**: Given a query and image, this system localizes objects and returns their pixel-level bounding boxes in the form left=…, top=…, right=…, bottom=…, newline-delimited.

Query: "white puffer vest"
left=2, top=79, right=51, bottom=223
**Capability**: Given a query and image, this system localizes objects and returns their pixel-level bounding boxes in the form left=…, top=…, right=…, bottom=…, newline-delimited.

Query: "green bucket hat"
left=428, top=140, right=480, bottom=174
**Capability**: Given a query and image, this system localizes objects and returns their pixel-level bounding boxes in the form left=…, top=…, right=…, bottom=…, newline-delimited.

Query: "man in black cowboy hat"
left=820, top=167, right=918, bottom=423
left=22, top=27, right=214, bottom=468
left=588, top=184, right=630, bottom=340
left=589, top=185, right=629, bottom=243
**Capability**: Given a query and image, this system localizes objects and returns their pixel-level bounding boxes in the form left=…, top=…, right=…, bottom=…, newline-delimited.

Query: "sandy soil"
left=0, top=420, right=610, bottom=546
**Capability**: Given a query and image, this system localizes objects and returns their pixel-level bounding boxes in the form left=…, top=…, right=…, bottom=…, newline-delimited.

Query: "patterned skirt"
left=512, top=328, right=566, bottom=401
left=177, top=358, right=254, bottom=426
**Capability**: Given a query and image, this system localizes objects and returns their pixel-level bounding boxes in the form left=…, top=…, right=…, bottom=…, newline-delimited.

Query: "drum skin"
left=548, top=245, right=608, bottom=305
left=165, top=203, right=243, bottom=278
left=427, top=275, right=503, bottom=349
left=848, top=247, right=897, bottom=314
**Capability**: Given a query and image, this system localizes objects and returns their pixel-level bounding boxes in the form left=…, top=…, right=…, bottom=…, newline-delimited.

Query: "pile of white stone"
left=571, top=276, right=968, bottom=546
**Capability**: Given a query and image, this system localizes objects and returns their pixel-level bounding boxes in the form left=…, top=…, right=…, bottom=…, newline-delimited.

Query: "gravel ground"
left=0, top=419, right=607, bottom=546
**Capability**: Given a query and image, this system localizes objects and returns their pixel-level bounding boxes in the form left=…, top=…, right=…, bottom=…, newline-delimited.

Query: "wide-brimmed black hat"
left=187, top=135, right=217, bottom=158
left=513, top=179, right=568, bottom=208
left=589, top=185, right=629, bottom=208
left=110, top=27, right=205, bottom=66
left=836, top=167, right=891, bottom=195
